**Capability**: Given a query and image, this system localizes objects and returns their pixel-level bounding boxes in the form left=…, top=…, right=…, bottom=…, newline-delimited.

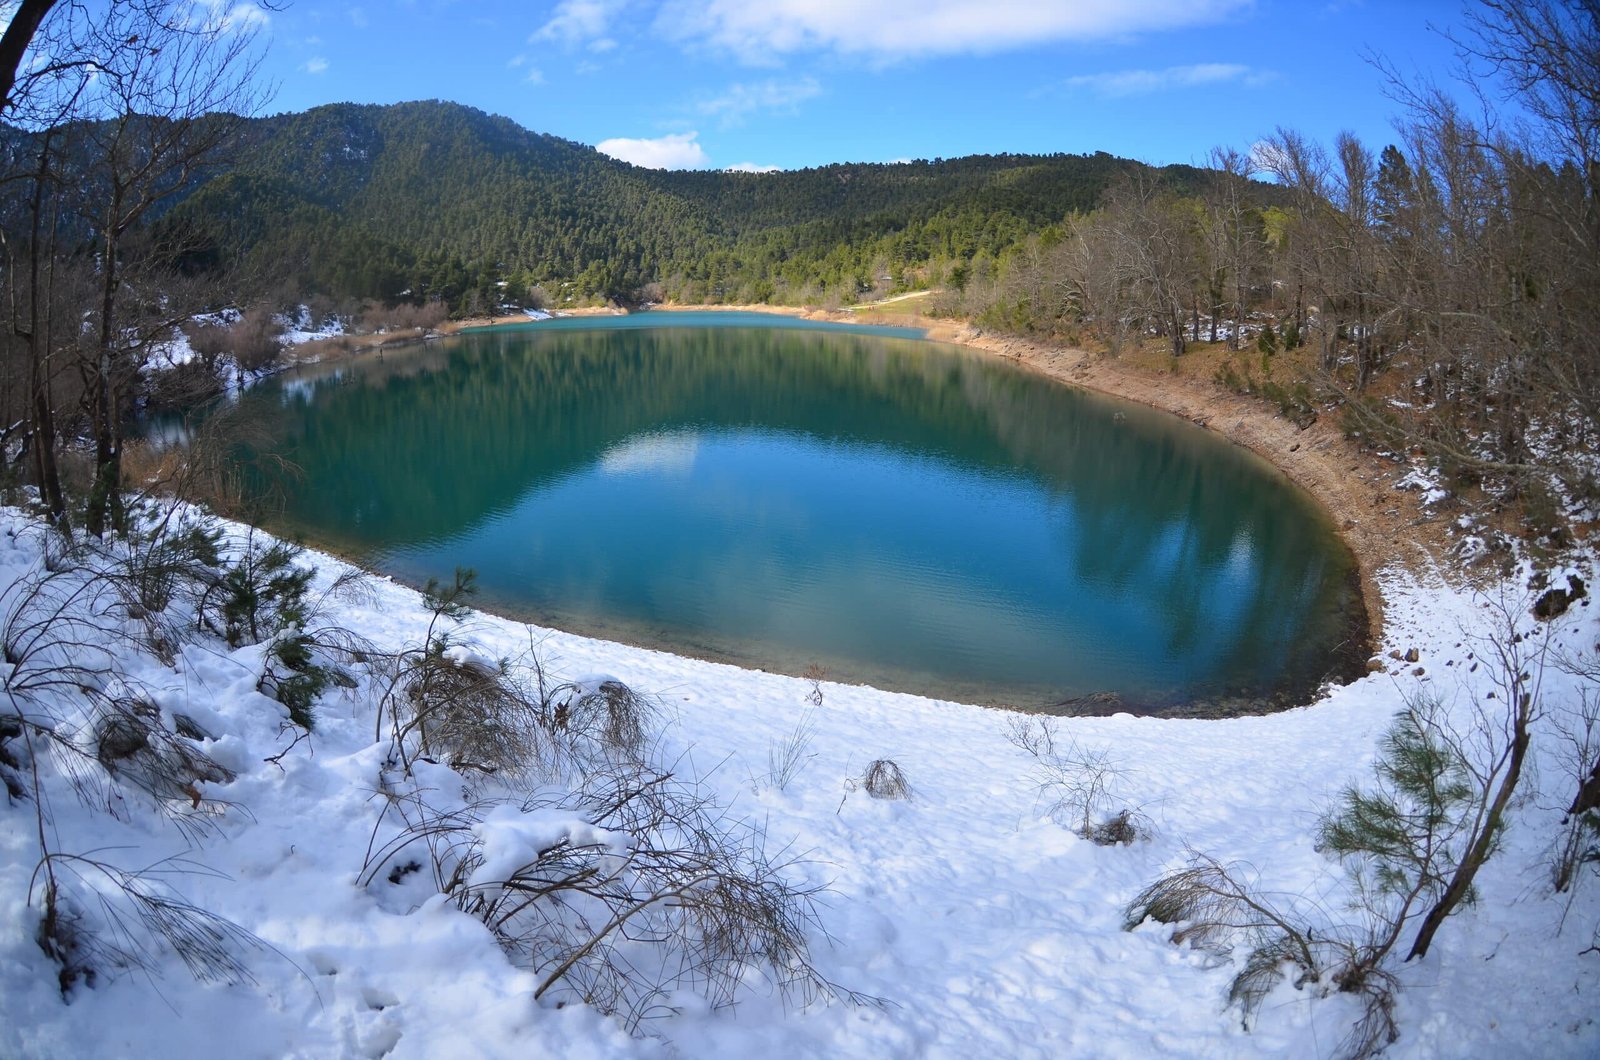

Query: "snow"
left=1395, top=464, right=1451, bottom=507
left=1, top=504, right=1597, bottom=1059
left=280, top=306, right=347, bottom=345
left=144, top=327, right=199, bottom=371
left=467, top=804, right=632, bottom=893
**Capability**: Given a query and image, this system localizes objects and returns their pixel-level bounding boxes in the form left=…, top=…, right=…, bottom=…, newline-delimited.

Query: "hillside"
left=162, top=100, right=1230, bottom=307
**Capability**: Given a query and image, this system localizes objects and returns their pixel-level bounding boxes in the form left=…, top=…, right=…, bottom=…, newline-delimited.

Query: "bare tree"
left=1318, top=2, right=1600, bottom=505
left=1204, top=146, right=1265, bottom=350
left=1331, top=131, right=1385, bottom=390
left=1405, top=596, right=1547, bottom=958
left=1100, top=171, right=1201, bottom=358
left=1458, top=1, right=1600, bottom=181
left=58, top=4, right=269, bottom=535
left=2, top=4, right=276, bottom=528
left=1258, top=127, right=1337, bottom=366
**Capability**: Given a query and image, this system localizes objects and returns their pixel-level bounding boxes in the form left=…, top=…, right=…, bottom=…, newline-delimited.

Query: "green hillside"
left=164, top=100, right=1223, bottom=309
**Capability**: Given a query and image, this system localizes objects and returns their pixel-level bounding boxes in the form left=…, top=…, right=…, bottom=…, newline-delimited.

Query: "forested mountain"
left=160, top=100, right=1223, bottom=309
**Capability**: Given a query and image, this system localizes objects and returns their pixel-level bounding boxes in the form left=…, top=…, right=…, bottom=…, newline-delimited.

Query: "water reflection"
left=231, top=315, right=1364, bottom=711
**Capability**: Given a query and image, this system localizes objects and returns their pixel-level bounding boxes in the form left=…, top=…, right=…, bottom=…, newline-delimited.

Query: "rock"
left=1053, top=690, right=1124, bottom=716
left=1366, top=658, right=1385, bottom=673
left=1534, top=575, right=1587, bottom=620
left=1404, top=647, right=1420, bottom=663
left=95, top=704, right=235, bottom=806
left=171, top=712, right=214, bottom=741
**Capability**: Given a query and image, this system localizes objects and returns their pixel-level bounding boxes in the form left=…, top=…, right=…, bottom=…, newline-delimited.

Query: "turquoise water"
left=233, top=313, right=1364, bottom=711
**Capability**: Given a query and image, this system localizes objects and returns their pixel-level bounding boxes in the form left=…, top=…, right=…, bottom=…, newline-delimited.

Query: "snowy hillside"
left=1, top=504, right=1596, bottom=1059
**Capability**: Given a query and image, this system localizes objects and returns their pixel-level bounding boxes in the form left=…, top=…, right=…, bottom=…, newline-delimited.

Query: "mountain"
left=158, top=100, right=1225, bottom=308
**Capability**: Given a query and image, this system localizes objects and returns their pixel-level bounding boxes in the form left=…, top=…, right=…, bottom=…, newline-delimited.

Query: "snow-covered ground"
left=280, top=307, right=347, bottom=346
left=143, top=307, right=346, bottom=379
left=1, top=504, right=1596, bottom=1059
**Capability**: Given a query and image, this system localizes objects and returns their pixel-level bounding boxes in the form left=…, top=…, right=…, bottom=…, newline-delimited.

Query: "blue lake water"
left=230, top=313, right=1365, bottom=712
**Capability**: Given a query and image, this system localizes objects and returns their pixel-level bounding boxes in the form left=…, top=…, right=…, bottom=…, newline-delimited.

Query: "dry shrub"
left=183, top=306, right=284, bottom=382
left=1124, top=851, right=1399, bottom=1059
left=861, top=758, right=911, bottom=800
left=802, top=663, right=826, bottom=707
left=389, top=645, right=551, bottom=777
left=761, top=709, right=818, bottom=793
left=1, top=527, right=275, bottom=995
left=224, top=306, right=285, bottom=375
left=359, top=298, right=448, bottom=333
left=548, top=676, right=655, bottom=767
left=34, top=852, right=269, bottom=995
left=145, top=359, right=225, bottom=409
left=94, top=698, right=235, bottom=808
left=393, top=299, right=449, bottom=331
left=364, top=763, right=857, bottom=1034
left=381, top=650, right=658, bottom=779
left=1087, top=808, right=1148, bottom=846
left=0, top=715, right=24, bottom=801
left=77, top=510, right=225, bottom=666
left=376, top=569, right=518, bottom=774
left=1006, top=715, right=1148, bottom=843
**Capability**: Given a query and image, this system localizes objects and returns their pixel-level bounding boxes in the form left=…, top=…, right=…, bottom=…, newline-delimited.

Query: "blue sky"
left=253, top=1, right=1476, bottom=171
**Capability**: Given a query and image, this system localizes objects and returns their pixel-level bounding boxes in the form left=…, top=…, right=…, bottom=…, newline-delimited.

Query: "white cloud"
left=600, top=431, right=701, bottom=475
left=1062, top=62, right=1272, bottom=97
left=535, top=0, right=629, bottom=47
left=658, top=0, right=1250, bottom=61
left=303, top=56, right=329, bottom=75
left=525, top=67, right=547, bottom=85
left=725, top=162, right=780, bottom=173
left=700, top=76, right=821, bottom=126
left=596, top=131, right=711, bottom=169
left=1249, top=138, right=1291, bottom=179
left=193, top=0, right=270, bottom=35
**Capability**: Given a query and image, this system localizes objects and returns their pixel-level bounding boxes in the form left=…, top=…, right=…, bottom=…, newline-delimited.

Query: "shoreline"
left=450, top=302, right=1436, bottom=647
left=927, top=320, right=1432, bottom=645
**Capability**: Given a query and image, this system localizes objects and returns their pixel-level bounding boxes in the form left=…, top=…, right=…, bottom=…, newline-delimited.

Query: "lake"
left=229, top=312, right=1366, bottom=713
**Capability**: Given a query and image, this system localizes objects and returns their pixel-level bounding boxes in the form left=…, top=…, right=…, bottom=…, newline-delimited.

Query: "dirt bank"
left=934, top=323, right=1451, bottom=646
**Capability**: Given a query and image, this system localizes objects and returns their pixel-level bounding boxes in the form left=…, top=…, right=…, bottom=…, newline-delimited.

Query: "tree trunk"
left=21, top=120, right=67, bottom=528
left=84, top=217, right=123, bottom=538
left=1232, top=280, right=1245, bottom=351
left=1406, top=704, right=1531, bottom=961
left=0, top=0, right=59, bottom=112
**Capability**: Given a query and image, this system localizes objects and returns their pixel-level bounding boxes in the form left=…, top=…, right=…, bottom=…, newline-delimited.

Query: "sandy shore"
left=443, top=302, right=1445, bottom=646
